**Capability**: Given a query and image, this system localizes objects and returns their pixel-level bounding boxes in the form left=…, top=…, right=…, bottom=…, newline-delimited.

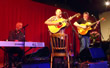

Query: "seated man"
left=7, top=22, right=25, bottom=68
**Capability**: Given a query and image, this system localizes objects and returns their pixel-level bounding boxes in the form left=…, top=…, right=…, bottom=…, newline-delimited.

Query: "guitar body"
left=78, top=22, right=92, bottom=35
left=48, top=18, right=66, bottom=33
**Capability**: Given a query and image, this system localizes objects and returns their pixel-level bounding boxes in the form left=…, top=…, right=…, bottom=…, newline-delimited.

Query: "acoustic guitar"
left=48, top=13, right=80, bottom=33
left=78, top=17, right=105, bottom=35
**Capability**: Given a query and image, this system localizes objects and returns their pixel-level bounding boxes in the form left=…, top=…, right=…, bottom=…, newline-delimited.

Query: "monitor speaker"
left=79, top=47, right=106, bottom=62
left=22, top=63, right=50, bottom=68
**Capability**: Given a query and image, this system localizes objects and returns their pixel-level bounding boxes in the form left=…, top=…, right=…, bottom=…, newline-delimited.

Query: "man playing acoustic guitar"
left=45, top=9, right=79, bottom=68
left=73, top=12, right=100, bottom=52
left=45, top=9, right=73, bottom=34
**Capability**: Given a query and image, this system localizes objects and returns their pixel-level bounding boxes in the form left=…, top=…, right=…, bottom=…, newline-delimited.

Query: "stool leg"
left=51, top=54, right=53, bottom=68
left=67, top=55, right=70, bottom=68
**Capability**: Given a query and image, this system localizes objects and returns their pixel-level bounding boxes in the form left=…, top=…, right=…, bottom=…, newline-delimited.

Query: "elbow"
left=73, top=23, right=76, bottom=26
left=73, top=22, right=77, bottom=26
left=45, top=21, right=48, bottom=25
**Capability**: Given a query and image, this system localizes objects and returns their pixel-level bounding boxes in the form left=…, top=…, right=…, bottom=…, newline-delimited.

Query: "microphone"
left=22, top=24, right=29, bottom=29
left=91, top=14, right=97, bottom=21
left=91, top=14, right=95, bottom=17
left=62, top=11, right=67, bottom=14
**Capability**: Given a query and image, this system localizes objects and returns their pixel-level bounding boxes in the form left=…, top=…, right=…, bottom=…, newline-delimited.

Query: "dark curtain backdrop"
left=0, top=0, right=80, bottom=64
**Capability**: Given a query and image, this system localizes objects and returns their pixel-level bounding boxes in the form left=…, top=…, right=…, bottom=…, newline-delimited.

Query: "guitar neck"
left=61, top=13, right=80, bottom=24
left=91, top=22, right=97, bottom=26
left=62, top=15, right=77, bottom=23
left=71, top=14, right=78, bottom=19
left=91, top=19, right=102, bottom=26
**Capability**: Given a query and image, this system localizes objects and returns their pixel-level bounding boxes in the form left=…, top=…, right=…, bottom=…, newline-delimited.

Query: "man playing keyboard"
left=7, top=22, right=25, bottom=68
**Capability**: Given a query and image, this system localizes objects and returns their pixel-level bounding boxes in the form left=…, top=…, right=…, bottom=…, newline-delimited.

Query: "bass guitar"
left=48, top=13, right=80, bottom=33
left=78, top=17, right=105, bottom=35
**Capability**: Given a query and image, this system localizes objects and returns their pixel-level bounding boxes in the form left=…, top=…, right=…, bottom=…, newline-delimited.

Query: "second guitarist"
left=73, top=12, right=99, bottom=52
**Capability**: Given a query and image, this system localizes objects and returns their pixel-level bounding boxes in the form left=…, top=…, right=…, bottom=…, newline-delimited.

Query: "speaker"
left=22, top=63, right=50, bottom=68
left=79, top=47, right=106, bottom=62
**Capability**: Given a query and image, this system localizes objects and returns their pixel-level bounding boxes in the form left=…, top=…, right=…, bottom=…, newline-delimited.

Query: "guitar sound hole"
left=59, top=22, right=62, bottom=25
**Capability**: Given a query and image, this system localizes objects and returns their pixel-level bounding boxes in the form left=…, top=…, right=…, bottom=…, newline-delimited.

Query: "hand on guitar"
left=96, top=21, right=100, bottom=24
left=81, top=25, right=87, bottom=29
left=93, top=21, right=100, bottom=29
left=53, top=22, right=60, bottom=25
left=15, top=40, right=19, bottom=42
left=68, top=16, right=73, bottom=21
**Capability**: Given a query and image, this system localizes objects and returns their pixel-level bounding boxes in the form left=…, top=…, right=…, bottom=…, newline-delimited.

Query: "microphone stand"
left=63, top=12, right=80, bottom=58
left=63, top=12, right=80, bottom=39
left=21, top=24, right=28, bottom=62
left=23, top=27, right=26, bottom=56
left=92, top=15, right=104, bottom=40
left=91, top=15, right=104, bottom=47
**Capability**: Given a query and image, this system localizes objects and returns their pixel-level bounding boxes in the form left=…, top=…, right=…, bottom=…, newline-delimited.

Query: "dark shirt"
left=8, top=29, right=25, bottom=41
left=77, top=18, right=91, bottom=24
left=77, top=18, right=91, bottom=36
left=7, top=29, right=25, bottom=67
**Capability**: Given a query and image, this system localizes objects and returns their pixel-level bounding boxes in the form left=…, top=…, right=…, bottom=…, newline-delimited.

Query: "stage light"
left=105, top=1, right=110, bottom=6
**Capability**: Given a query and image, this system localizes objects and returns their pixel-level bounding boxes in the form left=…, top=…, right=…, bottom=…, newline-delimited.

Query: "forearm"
left=74, top=22, right=82, bottom=28
left=8, top=32, right=14, bottom=41
left=8, top=36, right=14, bottom=41
left=74, top=22, right=87, bottom=29
left=45, top=21, right=55, bottom=25
left=45, top=20, right=59, bottom=25
left=93, top=24, right=98, bottom=30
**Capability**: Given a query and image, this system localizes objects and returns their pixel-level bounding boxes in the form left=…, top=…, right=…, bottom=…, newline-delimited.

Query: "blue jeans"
left=80, top=35, right=90, bottom=52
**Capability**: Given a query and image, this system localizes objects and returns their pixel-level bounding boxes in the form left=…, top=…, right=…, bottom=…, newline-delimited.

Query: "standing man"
left=73, top=12, right=99, bottom=52
left=7, top=22, right=25, bottom=68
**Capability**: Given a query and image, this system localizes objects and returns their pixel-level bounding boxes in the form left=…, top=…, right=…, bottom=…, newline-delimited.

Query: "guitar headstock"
left=75, top=13, right=81, bottom=18
left=101, top=17, right=105, bottom=21
left=70, top=13, right=81, bottom=20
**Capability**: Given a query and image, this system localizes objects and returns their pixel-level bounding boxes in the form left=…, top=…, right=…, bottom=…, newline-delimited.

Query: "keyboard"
left=0, top=41, right=45, bottom=47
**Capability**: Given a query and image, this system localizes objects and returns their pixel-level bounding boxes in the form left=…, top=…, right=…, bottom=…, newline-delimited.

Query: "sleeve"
left=77, top=18, right=83, bottom=24
left=8, top=31, right=14, bottom=41
left=45, top=16, right=55, bottom=23
left=18, top=32, right=25, bottom=41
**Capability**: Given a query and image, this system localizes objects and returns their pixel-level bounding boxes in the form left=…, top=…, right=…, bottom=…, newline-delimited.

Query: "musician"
left=73, top=12, right=99, bottom=52
left=7, top=22, right=24, bottom=68
left=45, top=9, right=73, bottom=54
left=45, top=9, right=72, bottom=34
